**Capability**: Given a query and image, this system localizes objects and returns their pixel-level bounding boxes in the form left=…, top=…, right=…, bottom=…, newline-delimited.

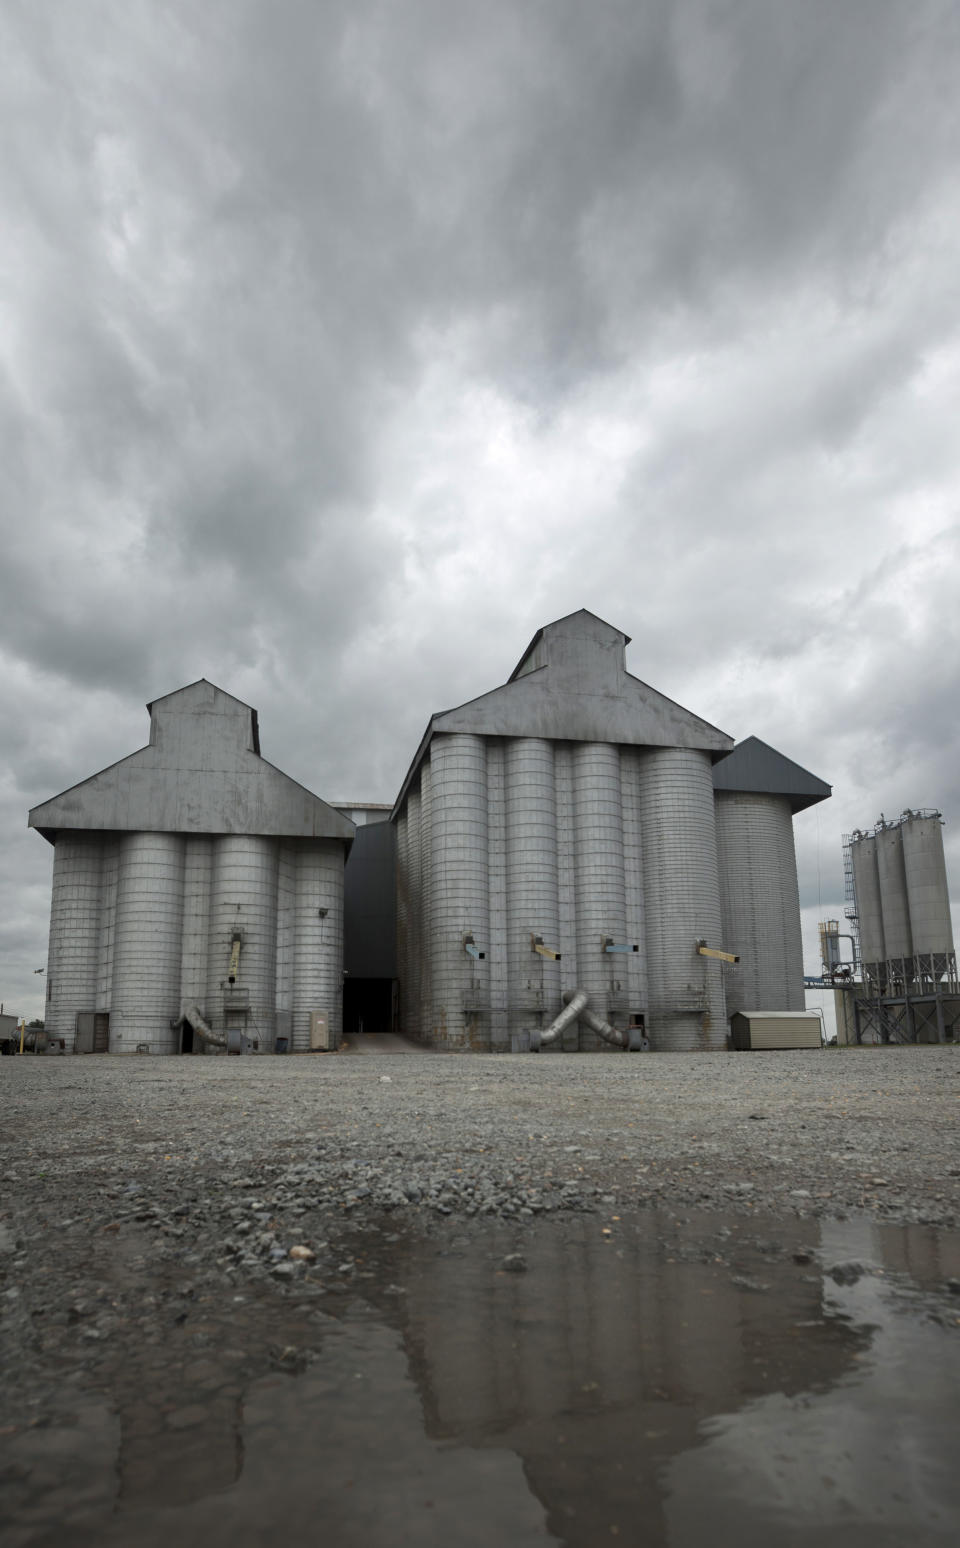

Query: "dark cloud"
left=2, top=0, right=959, bottom=1016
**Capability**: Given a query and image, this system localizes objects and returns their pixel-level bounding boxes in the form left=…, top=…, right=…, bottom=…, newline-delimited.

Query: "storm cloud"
left=2, top=0, right=959, bottom=1016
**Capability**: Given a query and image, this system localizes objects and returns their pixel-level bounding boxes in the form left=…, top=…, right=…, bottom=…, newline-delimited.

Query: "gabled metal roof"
left=29, top=680, right=354, bottom=846
left=712, top=735, right=831, bottom=813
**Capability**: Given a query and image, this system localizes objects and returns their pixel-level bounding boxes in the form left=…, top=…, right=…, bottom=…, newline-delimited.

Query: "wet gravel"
left=2, top=1047, right=959, bottom=1433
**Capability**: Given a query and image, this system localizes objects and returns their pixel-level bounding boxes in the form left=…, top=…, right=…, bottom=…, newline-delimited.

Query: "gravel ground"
left=2, top=1046, right=959, bottom=1439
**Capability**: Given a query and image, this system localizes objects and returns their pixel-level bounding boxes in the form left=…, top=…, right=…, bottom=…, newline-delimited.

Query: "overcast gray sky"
left=3, top=0, right=958, bottom=1022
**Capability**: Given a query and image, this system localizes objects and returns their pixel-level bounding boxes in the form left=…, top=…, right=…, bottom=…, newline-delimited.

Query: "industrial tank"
left=901, top=813, right=955, bottom=958
left=428, top=734, right=489, bottom=1048
left=715, top=792, right=804, bottom=1016
left=636, top=747, right=726, bottom=1050
left=111, top=831, right=185, bottom=1054
left=876, top=822, right=913, bottom=963
left=572, top=742, right=628, bottom=1044
left=45, top=832, right=104, bottom=1052
left=506, top=738, right=560, bottom=1036
left=849, top=833, right=886, bottom=969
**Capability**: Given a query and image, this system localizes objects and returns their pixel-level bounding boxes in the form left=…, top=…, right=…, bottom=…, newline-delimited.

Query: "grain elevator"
left=28, top=681, right=354, bottom=1054
left=392, top=611, right=830, bottom=1052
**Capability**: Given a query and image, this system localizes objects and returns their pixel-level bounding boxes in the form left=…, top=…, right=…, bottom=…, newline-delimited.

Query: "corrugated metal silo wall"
left=573, top=743, right=628, bottom=1047
left=714, top=792, right=804, bottom=1016
left=636, top=749, right=726, bottom=1049
left=290, top=840, right=344, bottom=1050
left=901, top=815, right=955, bottom=956
left=850, top=835, right=886, bottom=969
left=428, top=733, right=489, bottom=1048
left=396, top=735, right=729, bottom=1050
left=206, top=836, right=279, bottom=1047
left=506, top=739, right=560, bottom=1042
left=112, top=832, right=185, bottom=1053
left=46, top=832, right=104, bottom=1050
left=404, top=784, right=422, bottom=1040
left=876, top=824, right=914, bottom=961
left=179, top=837, right=212, bottom=1013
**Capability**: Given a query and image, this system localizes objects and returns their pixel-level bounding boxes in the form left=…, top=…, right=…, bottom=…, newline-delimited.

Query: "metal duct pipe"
left=429, top=733, right=489, bottom=1049
left=46, top=832, right=104, bottom=1052
left=568, top=989, right=628, bottom=1048
left=530, top=988, right=588, bottom=1051
left=715, top=792, right=804, bottom=1015
left=112, top=832, right=184, bottom=1054
left=506, top=738, right=559, bottom=1037
left=183, top=1002, right=226, bottom=1048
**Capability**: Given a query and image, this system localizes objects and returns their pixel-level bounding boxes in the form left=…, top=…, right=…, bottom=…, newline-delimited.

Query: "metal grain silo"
left=428, top=733, right=489, bottom=1047
left=506, top=738, right=560, bottom=1037
left=179, top=837, right=212, bottom=1015
left=95, top=839, right=120, bottom=1014
left=849, top=833, right=886, bottom=971
left=29, top=680, right=353, bottom=1056
left=111, top=832, right=185, bottom=1054
left=573, top=742, right=627, bottom=1042
left=715, top=792, right=804, bottom=1015
left=620, top=748, right=649, bottom=1028
left=876, top=822, right=913, bottom=964
left=637, top=748, right=726, bottom=1049
left=291, top=839, right=344, bottom=1050
left=901, top=813, right=954, bottom=958
left=206, top=835, right=279, bottom=1047
left=403, top=783, right=422, bottom=1041
left=419, top=762, right=434, bottom=1039
left=45, top=833, right=103, bottom=1051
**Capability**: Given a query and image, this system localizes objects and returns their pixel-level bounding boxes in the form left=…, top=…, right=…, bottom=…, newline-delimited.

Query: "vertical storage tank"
left=901, top=813, right=954, bottom=960
left=391, top=613, right=830, bottom=1052
left=506, top=738, right=560, bottom=1039
left=111, top=832, right=185, bottom=1054
left=45, top=833, right=103, bottom=1052
left=715, top=792, right=804, bottom=1015
left=637, top=748, right=726, bottom=1049
left=876, top=822, right=913, bottom=965
left=850, top=833, right=886, bottom=972
left=429, top=734, right=489, bottom=1048
left=573, top=742, right=628, bottom=1043
left=29, top=680, right=353, bottom=1056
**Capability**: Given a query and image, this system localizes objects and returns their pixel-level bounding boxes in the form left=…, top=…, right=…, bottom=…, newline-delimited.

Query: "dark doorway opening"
left=343, top=978, right=394, bottom=1035
left=180, top=1021, right=194, bottom=1054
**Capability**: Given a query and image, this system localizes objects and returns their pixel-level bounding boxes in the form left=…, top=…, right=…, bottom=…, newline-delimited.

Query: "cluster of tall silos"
left=397, top=736, right=726, bottom=1051
left=44, top=830, right=345, bottom=1053
left=393, top=612, right=830, bottom=1052
left=30, top=681, right=353, bottom=1056
left=849, top=811, right=955, bottom=988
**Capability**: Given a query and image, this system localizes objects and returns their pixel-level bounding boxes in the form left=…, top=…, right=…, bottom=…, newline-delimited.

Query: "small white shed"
left=730, top=1011, right=822, bottom=1050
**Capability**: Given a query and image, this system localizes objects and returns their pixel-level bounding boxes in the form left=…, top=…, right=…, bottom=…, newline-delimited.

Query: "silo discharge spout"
left=563, top=989, right=628, bottom=1048
left=184, top=1003, right=227, bottom=1049
left=529, top=988, right=588, bottom=1051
